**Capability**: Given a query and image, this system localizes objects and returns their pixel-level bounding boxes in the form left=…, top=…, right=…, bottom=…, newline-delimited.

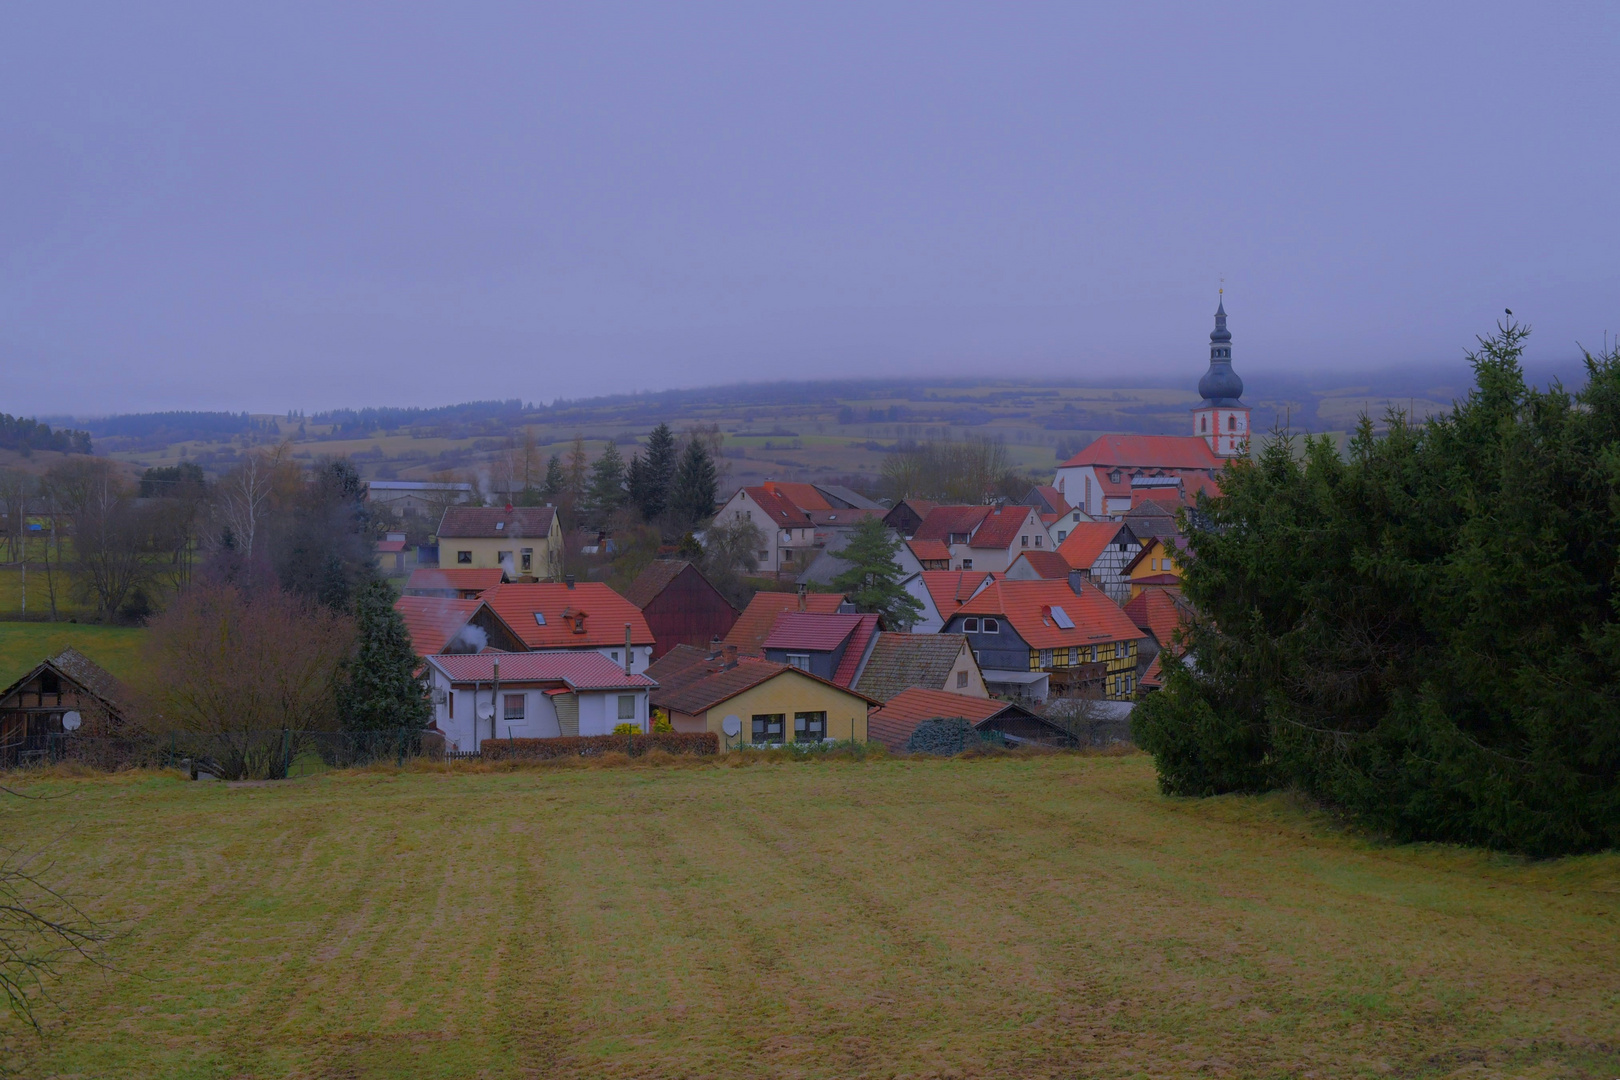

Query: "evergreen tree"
left=832, top=516, right=925, bottom=629
left=541, top=453, right=565, bottom=502
left=343, top=578, right=431, bottom=731
left=565, top=435, right=589, bottom=505
left=670, top=436, right=719, bottom=529
left=629, top=423, right=678, bottom=522
left=585, top=441, right=628, bottom=524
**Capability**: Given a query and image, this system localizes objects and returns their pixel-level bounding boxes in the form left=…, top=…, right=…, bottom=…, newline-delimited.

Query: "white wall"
left=577, top=690, right=649, bottom=736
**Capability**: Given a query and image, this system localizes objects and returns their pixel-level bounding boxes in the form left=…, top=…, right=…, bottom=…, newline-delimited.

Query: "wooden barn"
left=622, top=560, right=739, bottom=660
left=0, top=648, right=128, bottom=766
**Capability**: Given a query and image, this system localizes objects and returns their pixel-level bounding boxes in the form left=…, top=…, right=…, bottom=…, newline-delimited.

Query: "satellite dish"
left=721, top=714, right=741, bottom=738
left=61, top=711, right=82, bottom=732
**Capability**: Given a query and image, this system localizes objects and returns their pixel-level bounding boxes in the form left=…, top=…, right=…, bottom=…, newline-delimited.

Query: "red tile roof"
left=437, top=506, right=558, bottom=539
left=762, top=611, right=866, bottom=652
left=912, top=505, right=991, bottom=543
left=427, top=652, right=655, bottom=690
left=1124, top=587, right=1193, bottom=654
left=1034, top=485, right=1071, bottom=515
left=762, top=481, right=832, bottom=511
left=647, top=645, right=875, bottom=715
left=955, top=579, right=1144, bottom=650
left=377, top=539, right=407, bottom=554
left=919, top=571, right=994, bottom=618
left=406, top=568, right=506, bottom=594
left=1008, top=550, right=1073, bottom=579
left=1056, top=522, right=1136, bottom=570
left=968, top=505, right=1040, bottom=551
left=723, top=591, right=847, bottom=655
left=868, top=687, right=1009, bottom=752
left=743, top=487, right=814, bottom=528
left=831, top=614, right=880, bottom=688
left=1140, top=653, right=1164, bottom=689
left=1060, top=435, right=1221, bottom=471
left=394, top=596, right=483, bottom=655
left=906, top=539, right=951, bottom=563
left=621, top=560, right=693, bottom=609
left=479, top=582, right=654, bottom=649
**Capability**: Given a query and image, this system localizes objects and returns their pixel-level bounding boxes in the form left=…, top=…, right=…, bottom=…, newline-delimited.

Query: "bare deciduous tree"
left=214, top=445, right=292, bottom=581
left=880, top=435, right=1017, bottom=504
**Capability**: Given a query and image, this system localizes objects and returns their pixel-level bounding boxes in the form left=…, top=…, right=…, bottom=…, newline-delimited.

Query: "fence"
left=29, top=728, right=440, bottom=780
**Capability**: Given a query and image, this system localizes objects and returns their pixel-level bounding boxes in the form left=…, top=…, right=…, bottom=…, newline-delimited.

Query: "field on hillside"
left=0, top=622, right=145, bottom=686
left=1, top=754, right=1615, bottom=1078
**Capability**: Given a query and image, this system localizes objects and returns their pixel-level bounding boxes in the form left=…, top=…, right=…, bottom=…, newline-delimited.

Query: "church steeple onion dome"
left=1198, top=297, right=1243, bottom=404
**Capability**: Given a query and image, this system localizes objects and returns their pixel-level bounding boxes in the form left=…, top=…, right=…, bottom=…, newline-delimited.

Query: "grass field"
left=0, top=621, right=145, bottom=687
left=1, top=754, right=1616, bottom=1079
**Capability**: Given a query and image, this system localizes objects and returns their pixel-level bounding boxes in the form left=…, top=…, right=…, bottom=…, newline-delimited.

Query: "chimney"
left=623, top=623, right=633, bottom=676
left=707, top=635, right=722, bottom=660
left=565, top=574, right=575, bottom=589
left=1068, top=568, right=1089, bottom=595
left=722, top=644, right=738, bottom=669
left=797, top=582, right=807, bottom=612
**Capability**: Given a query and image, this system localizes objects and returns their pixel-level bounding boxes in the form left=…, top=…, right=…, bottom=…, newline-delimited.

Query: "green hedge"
left=479, top=732, right=718, bottom=760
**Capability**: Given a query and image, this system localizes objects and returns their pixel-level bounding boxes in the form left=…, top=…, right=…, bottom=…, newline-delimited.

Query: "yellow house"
left=435, top=506, right=563, bottom=581
left=649, top=645, right=875, bottom=747
left=1124, top=536, right=1185, bottom=599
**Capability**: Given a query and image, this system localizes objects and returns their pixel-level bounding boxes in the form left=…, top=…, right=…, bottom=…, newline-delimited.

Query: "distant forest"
left=0, top=413, right=92, bottom=455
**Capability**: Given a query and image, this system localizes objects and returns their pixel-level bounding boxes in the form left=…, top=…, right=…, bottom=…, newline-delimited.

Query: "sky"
left=2, top=2, right=1617, bottom=416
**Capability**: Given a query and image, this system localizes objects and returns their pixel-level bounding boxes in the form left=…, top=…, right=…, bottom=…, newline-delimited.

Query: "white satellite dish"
left=61, top=710, right=82, bottom=732
left=721, top=714, right=741, bottom=738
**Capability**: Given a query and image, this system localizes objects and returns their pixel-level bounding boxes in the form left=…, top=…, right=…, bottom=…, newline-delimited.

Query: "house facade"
left=912, top=504, right=1050, bottom=573
left=852, top=633, right=988, bottom=703
left=713, top=486, right=817, bottom=574
left=761, top=611, right=880, bottom=688
left=423, top=652, right=655, bottom=752
left=1055, top=522, right=1143, bottom=605
left=0, top=649, right=127, bottom=765
left=436, top=506, right=563, bottom=581
left=477, top=581, right=658, bottom=674
left=1124, top=536, right=1186, bottom=598
left=648, top=645, right=874, bottom=746
left=622, top=560, right=739, bottom=660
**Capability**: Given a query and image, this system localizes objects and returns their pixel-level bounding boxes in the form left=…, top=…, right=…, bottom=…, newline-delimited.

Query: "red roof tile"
left=406, top=568, right=507, bottom=594
left=437, top=506, right=558, bottom=539
left=647, top=645, right=875, bottom=715
left=742, top=487, right=814, bottom=528
left=394, top=596, right=482, bottom=655
left=1007, top=550, right=1073, bottom=579
left=906, top=539, right=951, bottom=563
left=912, top=505, right=991, bottom=543
left=868, top=687, right=1010, bottom=752
left=762, top=612, right=865, bottom=652
left=968, top=505, right=1041, bottom=551
left=1140, top=653, right=1164, bottom=688
left=723, top=591, right=847, bottom=655
left=479, top=582, right=654, bottom=649
left=762, top=481, right=831, bottom=511
left=955, top=579, right=1143, bottom=650
left=1124, top=587, right=1193, bottom=654
left=919, top=571, right=994, bottom=618
left=831, top=614, right=880, bottom=688
left=427, top=652, right=655, bottom=690
left=1056, top=522, right=1136, bottom=570
left=1034, top=485, right=1071, bottom=515
left=377, top=539, right=407, bottom=553
left=1060, top=435, right=1221, bottom=471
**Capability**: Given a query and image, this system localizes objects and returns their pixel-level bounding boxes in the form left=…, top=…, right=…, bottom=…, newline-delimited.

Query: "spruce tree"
left=832, top=516, right=925, bottom=629
left=670, top=437, right=719, bottom=529
left=343, top=578, right=431, bottom=731
left=541, top=453, right=565, bottom=502
left=631, top=423, right=678, bottom=522
left=585, top=441, right=628, bottom=524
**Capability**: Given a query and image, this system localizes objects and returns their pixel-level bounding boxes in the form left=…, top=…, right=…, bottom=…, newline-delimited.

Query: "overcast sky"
left=3, top=3, right=1617, bottom=415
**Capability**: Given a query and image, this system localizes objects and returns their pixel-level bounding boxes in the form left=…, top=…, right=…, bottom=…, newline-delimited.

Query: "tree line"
left=0, top=414, right=92, bottom=456
left=1135, top=321, right=1620, bottom=857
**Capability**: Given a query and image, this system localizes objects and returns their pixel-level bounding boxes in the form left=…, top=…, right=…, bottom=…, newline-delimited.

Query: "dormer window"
left=963, top=618, right=980, bottom=633
left=1109, top=471, right=1121, bottom=484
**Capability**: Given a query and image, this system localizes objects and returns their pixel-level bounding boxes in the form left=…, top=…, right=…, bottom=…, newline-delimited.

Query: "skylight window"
left=496, top=522, right=505, bottom=530
left=533, top=613, right=546, bottom=626
left=1049, top=605, right=1075, bottom=630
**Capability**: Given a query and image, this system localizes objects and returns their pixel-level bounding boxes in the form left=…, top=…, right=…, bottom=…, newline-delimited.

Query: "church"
left=1052, top=298, right=1250, bottom=519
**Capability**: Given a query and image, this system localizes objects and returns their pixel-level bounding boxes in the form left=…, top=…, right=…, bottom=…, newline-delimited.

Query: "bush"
left=906, top=717, right=976, bottom=756
left=480, top=732, right=718, bottom=760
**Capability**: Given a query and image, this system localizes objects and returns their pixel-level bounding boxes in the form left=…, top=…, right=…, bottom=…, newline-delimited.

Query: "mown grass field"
left=0, top=621, right=145, bottom=687
left=2, top=753, right=1616, bottom=1079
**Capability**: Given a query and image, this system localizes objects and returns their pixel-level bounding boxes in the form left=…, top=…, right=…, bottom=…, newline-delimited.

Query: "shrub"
left=906, top=717, right=976, bottom=756
left=480, top=732, right=718, bottom=761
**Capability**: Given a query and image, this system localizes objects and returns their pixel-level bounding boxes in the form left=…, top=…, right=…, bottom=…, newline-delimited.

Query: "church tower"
left=1192, top=294, right=1250, bottom=457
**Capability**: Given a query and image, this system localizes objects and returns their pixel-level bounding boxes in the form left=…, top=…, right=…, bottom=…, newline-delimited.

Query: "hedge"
left=479, top=732, right=718, bottom=760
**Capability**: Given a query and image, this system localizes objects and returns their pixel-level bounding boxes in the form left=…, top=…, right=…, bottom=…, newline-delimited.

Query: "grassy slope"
left=2, top=755, right=1616, bottom=1079
left=0, top=622, right=146, bottom=687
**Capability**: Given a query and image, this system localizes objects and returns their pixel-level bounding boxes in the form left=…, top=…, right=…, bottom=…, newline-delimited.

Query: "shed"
left=0, top=648, right=128, bottom=765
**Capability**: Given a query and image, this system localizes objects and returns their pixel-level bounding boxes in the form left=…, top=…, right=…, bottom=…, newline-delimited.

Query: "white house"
left=424, top=652, right=656, bottom=752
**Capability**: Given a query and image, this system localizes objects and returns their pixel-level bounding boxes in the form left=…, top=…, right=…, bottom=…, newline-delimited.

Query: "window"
left=521, top=548, right=533, bottom=571
left=1072, top=512, right=1081, bottom=522
left=610, top=651, right=619, bottom=662
left=785, top=653, right=811, bottom=671
left=962, top=617, right=980, bottom=633
left=618, top=695, right=637, bottom=720
left=457, top=550, right=472, bottom=564
left=794, top=712, right=826, bottom=743
left=1090, top=645, right=1098, bottom=663
left=1110, top=471, right=1121, bottom=484
left=956, top=670, right=968, bottom=688
left=758, top=550, right=769, bottom=562
left=1070, top=647, right=1080, bottom=665
left=1200, top=415, right=1207, bottom=433
left=448, top=691, right=454, bottom=719
left=1034, top=535, right=1042, bottom=547
left=982, top=618, right=999, bottom=633
left=1021, top=535, right=1029, bottom=548
left=1058, top=531, right=1067, bottom=543
left=1084, top=478, right=1092, bottom=507
left=495, top=521, right=505, bottom=531
left=533, top=612, right=546, bottom=626
left=1040, top=649, right=1053, bottom=668
left=1227, top=415, right=1236, bottom=432
left=961, top=559, right=973, bottom=570
left=503, top=694, right=525, bottom=721
left=751, top=713, right=785, bottom=744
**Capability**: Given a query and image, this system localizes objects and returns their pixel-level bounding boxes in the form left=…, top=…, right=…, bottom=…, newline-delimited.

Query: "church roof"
left=1059, top=435, right=1221, bottom=471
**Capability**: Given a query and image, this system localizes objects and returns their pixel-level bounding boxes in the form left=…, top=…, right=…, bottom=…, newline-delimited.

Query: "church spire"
left=1192, top=294, right=1250, bottom=457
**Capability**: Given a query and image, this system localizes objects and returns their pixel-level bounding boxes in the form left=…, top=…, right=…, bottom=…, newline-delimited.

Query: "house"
left=852, top=633, right=987, bottom=703
left=394, top=596, right=529, bottom=657
left=377, top=532, right=408, bottom=573
left=365, top=479, right=473, bottom=521
left=1051, top=304, right=1250, bottom=517
left=478, top=581, right=657, bottom=674
left=724, top=590, right=850, bottom=655
left=404, top=567, right=508, bottom=599
left=912, top=504, right=1050, bottom=573
left=1055, top=522, right=1142, bottom=604
left=1122, top=499, right=1183, bottom=541
left=1125, top=584, right=1195, bottom=679
left=761, top=611, right=881, bottom=688
left=943, top=574, right=1146, bottom=701
left=622, top=560, right=738, bottom=660
left=648, top=643, right=876, bottom=746
left=423, top=652, right=656, bottom=752
left=713, top=485, right=817, bottom=574
left=883, top=498, right=938, bottom=538
left=1124, top=535, right=1187, bottom=598
left=919, top=570, right=995, bottom=625
left=905, top=538, right=951, bottom=571
left=868, top=687, right=1071, bottom=752
left=437, top=506, right=562, bottom=581
left=0, top=648, right=127, bottom=765
left=1020, top=485, right=1071, bottom=516
left=1005, top=550, right=1074, bottom=581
